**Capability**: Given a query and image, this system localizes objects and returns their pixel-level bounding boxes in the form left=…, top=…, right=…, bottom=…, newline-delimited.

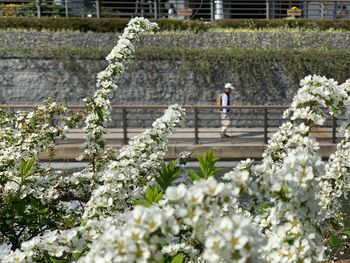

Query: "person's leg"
left=220, top=113, right=231, bottom=137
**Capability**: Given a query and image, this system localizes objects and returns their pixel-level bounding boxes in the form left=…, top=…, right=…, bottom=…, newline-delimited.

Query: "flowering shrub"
left=78, top=17, right=159, bottom=174
left=0, top=98, right=83, bottom=249
left=1, top=17, right=350, bottom=263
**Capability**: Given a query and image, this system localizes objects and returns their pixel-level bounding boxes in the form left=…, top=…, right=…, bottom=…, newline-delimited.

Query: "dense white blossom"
left=83, top=104, right=185, bottom=219
left=79, top=18, right=159, bottom=163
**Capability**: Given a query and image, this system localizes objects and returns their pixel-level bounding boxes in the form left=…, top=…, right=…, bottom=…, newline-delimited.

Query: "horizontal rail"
left=1, top=103, right=344, bottom=146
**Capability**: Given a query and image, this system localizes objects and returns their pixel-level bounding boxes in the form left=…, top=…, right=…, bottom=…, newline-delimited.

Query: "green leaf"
left=51, top=259, right=67, bottom=263
left=198, top=151, right=220, bottom=179
left=96, top=108, right=104, bottom=122
left=38, top=207, right=49, bottom=214
left=155, top=161, right=180, bottom=191
left=14, top=201, right=26, bottom=215
left=145, top=187, right=154, bottom=203
left=329, top=234, right=343, bottom=247
left=133, top=199, right=151, bottom=207
left=187, top=151, right=220, bottom=181
left=188, top=170, right=201, bottom=181
left=171, top=253, right=184, bottom=263
left=20, top=157, right=35, bottom=178
left=134, top=186, right=163, bottom=207
left=342, top=230, right=350, bottom=235
left=261, top=203, right=270, bottom=213
left=158, top=258, right=171, bottom=263
left=72, top=252, right=82, bottom=260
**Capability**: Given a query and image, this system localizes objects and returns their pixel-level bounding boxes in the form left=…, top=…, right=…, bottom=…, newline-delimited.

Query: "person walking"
left=218, top=83, right=234, bottom=138
left=168, top=3, right=177, bottom=19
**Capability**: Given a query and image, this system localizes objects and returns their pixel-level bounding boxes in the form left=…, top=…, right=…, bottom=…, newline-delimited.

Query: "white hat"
left=224, top=83, right=234, bottom=89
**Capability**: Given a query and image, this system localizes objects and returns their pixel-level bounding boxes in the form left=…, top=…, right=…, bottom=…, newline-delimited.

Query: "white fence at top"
left=0, top=0, right=349, bottom=20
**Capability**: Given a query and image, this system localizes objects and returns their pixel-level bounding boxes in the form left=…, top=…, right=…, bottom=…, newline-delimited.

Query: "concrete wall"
left=0, top=55, right=302, bottom=105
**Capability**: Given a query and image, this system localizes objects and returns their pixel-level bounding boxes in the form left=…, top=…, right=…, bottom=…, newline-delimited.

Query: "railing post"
left=153, top=0, right=158, bottom=18
left=65, top=0, right=69, bottom=17
left=266, top=0, right=270, bottom=19
left=210, top=0, right=214, bottom=20
left=95, top=0, right=100, bottom=18
left=36, top=0, right=41, bottom=18
left=264, top=108, right=268, bottom=144
left=332, top=116, right=337, bottom=144
left=194, top=108, right=199, bottom=145
left=122, top=108, right=128, bottom=145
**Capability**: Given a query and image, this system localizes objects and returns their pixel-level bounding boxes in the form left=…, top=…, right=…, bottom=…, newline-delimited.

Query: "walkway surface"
left=41, top=127, right=340, bottom=161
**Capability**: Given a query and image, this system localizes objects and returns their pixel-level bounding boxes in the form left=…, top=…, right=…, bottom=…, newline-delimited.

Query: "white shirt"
left=221, top=93, right=229, bottom=114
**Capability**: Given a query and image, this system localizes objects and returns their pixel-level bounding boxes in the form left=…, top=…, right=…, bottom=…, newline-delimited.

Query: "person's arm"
left=221, top=93, right=229, bottom=115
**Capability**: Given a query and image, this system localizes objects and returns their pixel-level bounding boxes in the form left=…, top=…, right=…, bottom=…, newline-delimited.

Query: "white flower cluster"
left=255, top=75, right=350, bottom=261
left=83, top=104, right=185, bottom=219
left=2, top=219, right=112, bottom=263
left=203, top=215, right=263, bottom=262
left=319, top=132, right=350, bottom=221
left=0, top=100, right=83, bottom=245
left=265, top=76, right=347, bottom=169
left=80, top=177, right=263, bottom=263
left=79, top=18, right=158, bottom=162
left=318, top=80, right=350, bottom=221
left=0, top=100, right=67, bottom=171
left=260, top=145, right=325, bottom=262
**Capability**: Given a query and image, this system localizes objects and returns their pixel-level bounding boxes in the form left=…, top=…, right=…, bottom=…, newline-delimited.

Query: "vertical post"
left=65, top=0, right=68, bottom=17
left=266, top=0, right=270, bottom=19
left=194, top=108, right=199, bottom=145
left=154, top=0, right=158, bottom=18
left=141, top=0, right=144, bottom=17
left=271, top=0, right=275, bottom=18
left=214, top=0, right=223, bottom=19
left=305, top=0, right=308, bottom=18
left=95, top=0, right=100, bottom=18
left=36, top=0, right=41, bottom=18
left=210, top=0, right=214, bottom=20
left=332, top=116, right=337, bottom=144
left=264, top=108, right=268, bottom=144
left=122, top=108, right=128, bottom=145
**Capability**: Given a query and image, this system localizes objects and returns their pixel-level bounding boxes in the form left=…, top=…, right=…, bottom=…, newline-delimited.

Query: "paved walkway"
left=40, top=127, right=339, bottom=161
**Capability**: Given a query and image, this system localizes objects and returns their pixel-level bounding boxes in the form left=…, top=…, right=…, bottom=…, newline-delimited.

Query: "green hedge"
left=214, top=19, right=350, bottom=31
left=136, top=48, right=350, bottom=83
left=1, top=47, right=349, bottom=83
left=1, top=17, right=350, bottom=32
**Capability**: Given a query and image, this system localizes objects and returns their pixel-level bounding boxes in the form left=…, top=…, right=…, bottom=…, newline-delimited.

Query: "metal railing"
left=0, top=104, right=345, bottom=145
left=0, top=0, right=349, bottom=19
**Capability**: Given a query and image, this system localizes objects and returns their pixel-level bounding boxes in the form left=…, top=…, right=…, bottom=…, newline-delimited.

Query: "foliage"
left=0, top=99, right=83, bottom=249
left=134, top=160, right=181, bottom=207
left=133, top=185, right=163, bottom=207
left=1, top=17, right=350, bottom=32
left=137, top=47, right=350, bottom=78
left=188, top=150, right=220, bottom=181
left=155, top=160, right=180, bottom=191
